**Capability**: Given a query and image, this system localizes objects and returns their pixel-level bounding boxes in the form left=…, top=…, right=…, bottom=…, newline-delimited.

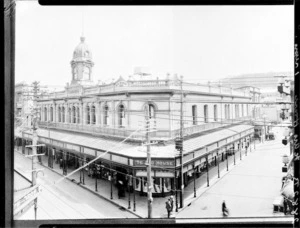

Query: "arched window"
left=72, top=106, right=76, bottom=123
left=104, top=105, right=109, bottom=125
left=68, top=107, right=72, bottom=123
left=118, top=104, right=125, bottom=127
left=214, top=105, right=218, bottom=121
left=62, top=107, right=65, bottom=122
left=145, top=104, right=156, bottom=119
left=192, top=105, right=197, bottom=125
left=50, top=107, right=53, bottom=122
left=204, top=105, right=208, bottom=123
left=86, top=106, right=90, bottom=124
left=91, top=105, right=96, bottom=124
left=76, top=107, right=80, bottom=124
left=58, top=107, right=61, bottom=122
left=44, top=107, right=47, bottom=121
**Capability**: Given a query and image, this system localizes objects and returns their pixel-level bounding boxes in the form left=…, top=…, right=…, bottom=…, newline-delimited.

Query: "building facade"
left=16, top=36, right=257, bottom=197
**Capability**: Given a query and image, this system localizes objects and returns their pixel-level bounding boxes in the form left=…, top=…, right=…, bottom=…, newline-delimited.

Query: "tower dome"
left=72, top=36, right=93, bottom=60
left=70, top=36, right=94, bottom=86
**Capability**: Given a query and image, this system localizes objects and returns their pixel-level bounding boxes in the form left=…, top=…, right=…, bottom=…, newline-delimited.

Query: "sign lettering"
left=134, top=159, right=174, bottom=167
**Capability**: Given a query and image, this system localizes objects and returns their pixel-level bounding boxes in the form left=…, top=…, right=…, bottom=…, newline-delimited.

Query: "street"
left=14, top=151, right=138, bottom=219
left=177, top=126, right=290, bottom=218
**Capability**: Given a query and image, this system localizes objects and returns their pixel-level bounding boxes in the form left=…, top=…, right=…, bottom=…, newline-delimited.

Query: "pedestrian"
left=222, top=200, right=229, bottom=216
left=283, top=198, right=288, bottom=215
left=59, top=158, right=63, bottom=169
left=169, top=195, right=174, bottom=212
left=166, top=198, right=172, bottom=218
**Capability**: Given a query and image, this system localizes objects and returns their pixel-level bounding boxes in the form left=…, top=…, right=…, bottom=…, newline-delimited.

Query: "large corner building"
left=16, top=36, right=257, bottom=197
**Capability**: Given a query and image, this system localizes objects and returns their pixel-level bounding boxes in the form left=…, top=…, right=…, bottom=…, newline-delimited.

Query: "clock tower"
left=70, top=36, right=94, bottom=86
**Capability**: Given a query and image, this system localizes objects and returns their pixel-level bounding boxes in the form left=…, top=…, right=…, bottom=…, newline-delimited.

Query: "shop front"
left=133, top=158, right=175, bottom=197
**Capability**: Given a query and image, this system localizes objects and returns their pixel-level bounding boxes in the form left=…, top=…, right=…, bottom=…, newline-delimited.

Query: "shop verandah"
left=14, top=125, right=256, bottom=217
left=14, top=139, right=257, bottom=218
left=14, top=124, right=254, bottom=197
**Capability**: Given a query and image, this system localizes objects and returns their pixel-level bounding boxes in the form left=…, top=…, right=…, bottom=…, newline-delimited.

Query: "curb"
left=16, top=150, right=144, bottom=219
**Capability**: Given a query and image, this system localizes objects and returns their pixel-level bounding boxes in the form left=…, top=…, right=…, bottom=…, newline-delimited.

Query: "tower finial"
left=81, top=7, right=84, bottom=38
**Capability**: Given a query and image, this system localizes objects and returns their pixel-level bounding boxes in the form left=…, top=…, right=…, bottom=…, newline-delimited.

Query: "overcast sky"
left=15, top=2, right=293, bottom=90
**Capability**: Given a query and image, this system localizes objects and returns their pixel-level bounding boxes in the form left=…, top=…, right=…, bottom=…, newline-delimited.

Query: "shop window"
left=192, top=105, right=197, bottom=125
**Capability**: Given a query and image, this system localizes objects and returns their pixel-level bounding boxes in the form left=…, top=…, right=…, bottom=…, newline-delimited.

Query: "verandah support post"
left=133, top=170, right=136, bottom=212
left=193, top=163, right=196, bottom=197
left=128, top=174, right=131, bottom=209
left=206, top=154, right=209, bottom=187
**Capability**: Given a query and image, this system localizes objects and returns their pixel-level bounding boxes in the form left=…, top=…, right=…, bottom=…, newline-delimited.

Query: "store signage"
left=134, top=159, right=174, bottom=167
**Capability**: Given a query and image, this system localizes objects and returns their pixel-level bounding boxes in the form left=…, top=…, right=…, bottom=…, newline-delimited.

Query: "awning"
left=20, top=124, right=254, bottom=159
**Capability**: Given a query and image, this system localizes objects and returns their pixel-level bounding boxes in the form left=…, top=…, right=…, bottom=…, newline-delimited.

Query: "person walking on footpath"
left=59, top=158, right=63, bottom=169
left=222, top=200, right=229, bottom=216
left=166, top=198, right=172, bottom=218
left=169, top=195, right=174, bottom=212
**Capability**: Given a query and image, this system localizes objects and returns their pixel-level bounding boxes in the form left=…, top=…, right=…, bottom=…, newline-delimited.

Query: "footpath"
left=15, top=139, right=258, bottom=219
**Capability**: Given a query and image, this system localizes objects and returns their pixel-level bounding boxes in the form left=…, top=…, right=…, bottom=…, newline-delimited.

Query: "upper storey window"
left=44, top=107, right=47, bottom=122
left=204, top=105, right=208, bottom=123
left=91, top=105, right=96, bottom=124
left=146, top=104, right=155, bottom=119
left=86, top=106, right=90, bottom=124
left=118, top=104, right=125, bottom=127
left=214, top=105, right=218, bottom=121
left=104, top=105, right=109, bottom=126
left=192, top=105, right=197, bottom=125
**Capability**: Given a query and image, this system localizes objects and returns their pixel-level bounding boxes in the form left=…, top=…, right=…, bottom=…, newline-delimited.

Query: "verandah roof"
left=19, top=124, right=254, bottom=159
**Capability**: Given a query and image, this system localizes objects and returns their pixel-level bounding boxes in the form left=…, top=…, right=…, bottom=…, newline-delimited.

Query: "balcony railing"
left=38, top=116, right=250, bottom=141
left=39, top=79, right=251, bottom=100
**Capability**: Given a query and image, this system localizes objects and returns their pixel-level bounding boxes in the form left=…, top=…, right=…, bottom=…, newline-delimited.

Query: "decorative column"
left=217, top=150, right=220, bottom=178
left=133, top=170, right=136, bottom=211
left=193, top=163, right=196, bottom=197
left=112, top=101, right=115, bottom=127
left=48, top=105, right=51, bottom=122
left=64, top=104, right=68, bottom=123
left=53, top=103, right=56, bottom=123
left=89, top=104, right=92, bottom=125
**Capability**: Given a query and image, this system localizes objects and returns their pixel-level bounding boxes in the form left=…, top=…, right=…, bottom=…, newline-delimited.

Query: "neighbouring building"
left=15, top=36, right=257, bottom=198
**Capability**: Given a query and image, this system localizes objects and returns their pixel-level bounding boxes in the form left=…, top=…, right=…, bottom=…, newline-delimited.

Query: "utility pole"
left=179, top=75, right=184, bottom=208
left=27, top=81, right=45, bottom=220
left=145, top=104, right=153, bottom=218
left=31, top=81, right=40, bottom=186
